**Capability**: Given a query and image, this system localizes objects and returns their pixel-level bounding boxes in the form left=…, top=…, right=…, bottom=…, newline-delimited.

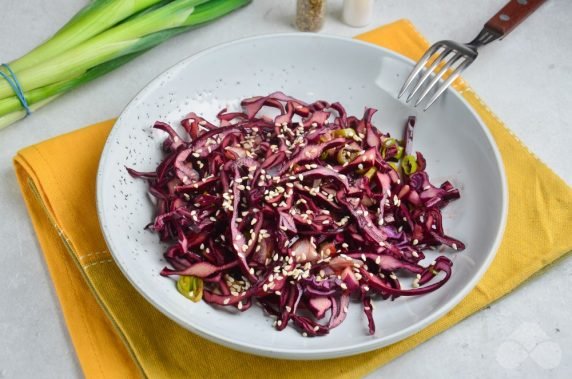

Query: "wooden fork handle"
left=485, top=0, right=546, bottom=37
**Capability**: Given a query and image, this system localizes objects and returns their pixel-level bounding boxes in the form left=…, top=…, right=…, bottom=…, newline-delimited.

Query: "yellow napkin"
left=14, top=20, right=572, bottom=379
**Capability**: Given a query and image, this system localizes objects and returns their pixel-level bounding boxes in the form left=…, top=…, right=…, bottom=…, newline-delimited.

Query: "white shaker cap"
left=342, top=0, right=374, bottom=28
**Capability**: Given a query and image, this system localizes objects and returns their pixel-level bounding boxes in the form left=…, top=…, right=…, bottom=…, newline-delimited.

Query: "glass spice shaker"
left=295, top=0, right=326, bottom=32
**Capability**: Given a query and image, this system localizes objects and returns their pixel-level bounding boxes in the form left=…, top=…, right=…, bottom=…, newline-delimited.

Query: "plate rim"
left=96, top=33, right=508, bottom=360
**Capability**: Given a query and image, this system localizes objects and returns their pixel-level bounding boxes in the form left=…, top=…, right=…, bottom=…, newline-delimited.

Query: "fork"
left=398, top=0, right=546, bottom=111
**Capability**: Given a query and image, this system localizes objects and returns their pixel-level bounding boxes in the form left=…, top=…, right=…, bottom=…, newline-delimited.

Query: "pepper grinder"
left=295, top=0, right=327, bottom=32
left=342, top=0, right=374, bottom=28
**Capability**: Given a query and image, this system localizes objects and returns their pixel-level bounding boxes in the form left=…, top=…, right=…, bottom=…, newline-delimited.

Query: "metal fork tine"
left=405, top=48, right=454, bottom=103
left=414, top=53, right=465, bottom=107
left=422, top=59, right=472, bottom=111
left=397, top=43, right=444, bottom=99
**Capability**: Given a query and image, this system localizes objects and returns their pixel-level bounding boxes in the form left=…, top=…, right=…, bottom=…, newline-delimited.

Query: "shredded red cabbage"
left=128, top=92, right=465, bottom=337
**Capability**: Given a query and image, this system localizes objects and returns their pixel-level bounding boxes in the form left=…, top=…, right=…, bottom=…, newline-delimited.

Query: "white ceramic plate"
left=97, top=34, right=507, bottom=360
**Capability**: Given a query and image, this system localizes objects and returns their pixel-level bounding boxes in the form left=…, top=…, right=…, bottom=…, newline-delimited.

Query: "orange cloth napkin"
left=13, top=20, right=572, bottom=378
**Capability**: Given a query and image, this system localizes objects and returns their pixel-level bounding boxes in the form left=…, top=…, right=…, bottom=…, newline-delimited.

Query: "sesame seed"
left=322, top=220, right=330, bottom=225
left=263, top=284, right=268, bottom=291
left=343, top=306, right=349, bottom=313
left=358, top=163, right=364, bottom=170
left=298, top=174, right=304, bottom=181
left=412, top=251, right=419, bottom=258
left=313, top=326, right=319, bottom=332
left=223, top=298, right=230, bottom=305
left=375, top=256, right=381, bottom=264
left=452, top=243, right=458, bottom=250
left=302, top=332, right=308, bottom=337
left=200, top=243, right=205, bottom=249
left=275, top=291, right=281, bottom=296
left=361, top=253, right=367, bottom=261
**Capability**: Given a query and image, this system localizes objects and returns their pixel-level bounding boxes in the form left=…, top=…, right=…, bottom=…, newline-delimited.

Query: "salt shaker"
left=342, top=0, right=373, bottom=28
left=295, top=0, right=327, bottom=32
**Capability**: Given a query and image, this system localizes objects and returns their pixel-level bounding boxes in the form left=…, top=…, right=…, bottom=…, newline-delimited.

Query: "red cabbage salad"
left=127, top=92, right=465, bottom=337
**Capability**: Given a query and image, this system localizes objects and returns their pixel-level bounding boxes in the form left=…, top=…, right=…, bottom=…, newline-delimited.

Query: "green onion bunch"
left=0, top=0, right=251, bottom=130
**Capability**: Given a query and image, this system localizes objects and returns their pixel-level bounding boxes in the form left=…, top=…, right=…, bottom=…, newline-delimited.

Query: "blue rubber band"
left=0, top=63, right=31, bottom=116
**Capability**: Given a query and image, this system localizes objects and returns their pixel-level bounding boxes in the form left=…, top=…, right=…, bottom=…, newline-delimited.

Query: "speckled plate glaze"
left=97, top=34, right=507, bottom=360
